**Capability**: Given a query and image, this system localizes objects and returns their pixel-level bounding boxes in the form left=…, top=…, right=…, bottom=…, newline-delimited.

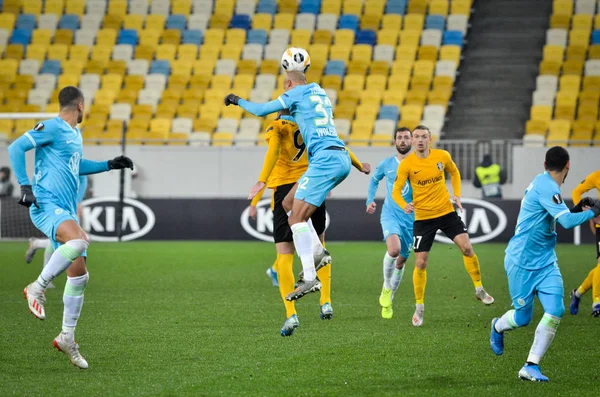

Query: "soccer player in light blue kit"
left=366, top=127, right=414, bottom=319
left=489, top=147, right=600, bottom=382
left=225, top=71, right=352, bottom=301
left=8, top=86, right=133, bottom=369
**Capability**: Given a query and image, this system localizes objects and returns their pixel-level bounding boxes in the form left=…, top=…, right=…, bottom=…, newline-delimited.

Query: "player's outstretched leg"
left=412, top=253, right=427, bottom=326
left=317, top=262, right=333, bottom=320
left=490, top=308, right=532, bottom=356
left=455, top=235, right=494, bottom=305
left=379, top=251, right=397, bottom=315
left=25, top=237, right=49, bottom=263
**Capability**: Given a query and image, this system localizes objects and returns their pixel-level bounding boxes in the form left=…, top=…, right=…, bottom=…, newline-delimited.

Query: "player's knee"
left=461, top=244, right=474, bottom=257
left=514, top=308, right=533, bottom=327
left=415, top=258, right=427, bottom=270
left=546, top=303, right=565, bottom=319
left=66, top=238, right=90, bottom=255
left=388, top=247, right=400, bottom=258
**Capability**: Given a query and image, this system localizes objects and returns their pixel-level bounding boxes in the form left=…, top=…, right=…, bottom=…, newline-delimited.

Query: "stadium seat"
left=338, top=15, right=359, bottom=31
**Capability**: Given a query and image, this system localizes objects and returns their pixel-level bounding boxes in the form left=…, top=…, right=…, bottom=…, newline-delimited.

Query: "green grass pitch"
left=1, top=241, right=598, bottom=396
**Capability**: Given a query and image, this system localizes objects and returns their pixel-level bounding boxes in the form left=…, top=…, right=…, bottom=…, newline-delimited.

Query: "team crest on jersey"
left=552, top=193, right=563, bottom=204
left=436, top=162, right=443, bottom=171
left=33, top=122, right=44, bottom=131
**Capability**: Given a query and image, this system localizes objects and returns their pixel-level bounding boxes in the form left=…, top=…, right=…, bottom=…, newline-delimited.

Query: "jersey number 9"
left=310, top=95, right=335, bottom=127
left=292, top=130, right=306, bottom=162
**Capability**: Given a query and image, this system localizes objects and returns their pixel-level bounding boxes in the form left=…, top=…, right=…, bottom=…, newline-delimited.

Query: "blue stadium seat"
left=182, top=29, right=203, bottom=45
left=338, top=15, right=359, bottom=31
left=10, top=28, right=32, bottom=45
left=16, top=14, right=36, bottom=31
left=443, top=30, right=463, bottom=47
left=256, top=0, right=277, bottom=14
left=166, top=15, right=187, bottom=31
left=300, top=0, right=321, bottom=14
left=41, top=60, right=62, bottom=75
left=247, top=29, right=268, bottom=45
left=379, top=105, right=399, bottom=121
left=118, top=29, right=138, bottom=45
left=385, top=0, right=407, bottom=15
left=324, top=60, right=346, bottom=76
left=59, top=14, right=80, bottom=31
left=425, top=15, right=445, bottom=31
left=355, top=30, right=376, bottom=45
left=230, top=14, right=251, bottom=30
left=592, top=30, right=600, bottom=45
left=150, top=60, right=171, bottom=75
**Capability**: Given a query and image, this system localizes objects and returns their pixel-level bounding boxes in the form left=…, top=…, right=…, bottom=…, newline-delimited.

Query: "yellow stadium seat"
left=355, top=104, right=378, bottom=121
left=278, top=0, right=298, bottom=14
left=321, top=0, right=342, bottom=14
left=85, top=59, right=108, bottom=74
left=366, top=75, right=387, bottom=91
left=65, top=0, right=84, bottom=15
left=342, top=0, right=363, bottom=16
left=211, top=75, right=232, bottom=91
left=107, top=59, right=126, bottom=75
left=370, top=60, right=390, bottom=76
left=389, top=74, right=410, bottom=91
left=103, top=14, right=123, bottom=31
left=433, top=75, right=454, bottom=90
left=530, top=105, right=553, bottom=121
left=91, top=45, right=112, bottom=62
left=400, top=31, right=420, bottom=47
left=212, top=132, right=233, bottom=147
left=313, top=30, right=332, bottom=45
left=144, top=15, right=166, bottom=32
left=31, top=29, right=52, bottom=45
left=204, top=28, right=225, bottom=45
left=220, top=43, right=242, bottom=60
left=411, top=75, right=432, bottom=91
left=330, top=45, right=351, bottom=62
left=171, top=0, right=192, bottom=15
left=307, top=43, right=328, bottom=64
left=233, top=75, right=255, bottom=90
left=156, top=44, right=176, bottom=61
left=525, top=120, right=549, bottom=134
left=559, top=75, right=581, bottom=92
left=408, top=0, right=427, bottom=14
left=168, top=74, right=189, bottom=90
left=401, top=104, right=423, bottom=120
left=176, top=44, right=197, bottom=61
left=25, top=44, right=47, bottom=62
left=360, top=89, right=383, bottom=106
left=370, top=133, right=392, bottom=147
left=543, top=45, right=564, bottom=62
left=171, top=60, right=193, bottom=76
left=258, top=59, right=278, bottom=75
left=583, top=75, right=600, bottom=91
left=96, top=29, right=117, bottom=46
left=321, top=75, right=342, bottom=90
left=54, top=29, right=74, bottom=45
left=547, top=119, right=571, bottom=142
left=62, top=60, right=85, bottom=75
left=549, top=14, right=570, bottom=29
left=47, top=44, right=68, bottom=61
left=554, top=104, right=576, bottom=121
left=555, top=91, right=577, bottom=107
left=406, top=90, right=428, bottom=106
left=226, top=29, right=246, bottom=45
left=236, top=59, right=257, bottom=75
left=101, top=74, right=123, bottom=91
left=116, top=89, right=137, bottom=105
left=414, top=60, right=435, bottom=77
left=0, top=119, right=15, bottom=135
left=429, top=0, right=449, bottom=16
left=138, top=30, right=160, bottom=47
left=252, top=13, right=272, bottom=32
left=221, top=105, right=243, bottom=121
left=94, top=90, right=117, bottom=107
left=351, top=44, right=372, bottom=62
left=403, top=14, right=424, bottom=32
left=572, top=14, right=592, bottom=31
left=14, top=74, right=33, bottom=89
left=291, top=29, right=312, bottom=49
left=382, top=14, right=402, bottom=30
left=588, top=45, right=600, bottom=59
left=562, top=60, right=583, bottom=75
left=396, top=45, right=418, bottom=62
left=108, top=0, right=127, bottom=16
left=132, top=105, right=154, bottom=120
left=391, top=60, right=413, bottom=78
left=566, top=45, right=586, bottom=61
left=450, top=0, right=472, bottom=16
left=553, top=0, right=573, bottom=16
left=347, top=59, right=369, bottom=75
left=0, top=13, right=16, bottom=32
left=4, top=44, right=23, bottom=61
left=274, top=13, right=294, bottom=30
left=571, top=119, right=594, bottom=144
left=335, top=29, right=355, bottom=46
left=177, top=103, right=198, bottom=119
left=199, top=44, right=220, bottom=61
left=539, top=60, right=561, bottom=75
left=569, top=30, right=590, bottom=49
left=351, top=118, right=375, bottom=135
left=150, top=118, right=172, bottom=135
left=344, top=75, right=365, bottom=91
left=134, top=44, right=155, bottom=61
left=123, top=14, right=144, bottom=31
left=68, top=44, right=89, bottom=61
left=190, top=74, right=211, bottom=90
left=376, top=29, right=399, bottom=46
left=439, top=45, right=461, bottom=64
left=594, top=14, right=600, bottom=29
left=418, top=45, right=438, bottom=62
left=2, top=0, right=22, bottom=14
left=361, top=14, right=381, bottom=31
left=162, top=29, right=182, bottom=45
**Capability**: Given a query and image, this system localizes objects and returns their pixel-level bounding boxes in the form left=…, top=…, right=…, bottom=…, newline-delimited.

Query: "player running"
left=225, top=71, right=353, bottom=301
left=489, top=147, right=600, bottom=382
left=248, top=111, right=369, bottom=336
left=391, top=125, right=494, bottom=327
left=25, top=175, right=89, bottom=289
left=7, top=86, right=134, bottom=369
left=569, top=170, right=600, bottom=316
left=366, top=127, right=414, bottom=319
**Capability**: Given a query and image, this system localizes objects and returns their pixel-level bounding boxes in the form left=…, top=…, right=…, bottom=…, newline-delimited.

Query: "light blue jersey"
left=505, top=172, right=595, bottom=270
left=76, top=175, right=88, bottom=204
left=367, top=155, right=414, bottom=223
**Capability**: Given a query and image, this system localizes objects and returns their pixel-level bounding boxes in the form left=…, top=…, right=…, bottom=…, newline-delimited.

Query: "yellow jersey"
left=392, top=149, right=461, bottom=221
left=572, top=170, right=600, bottom=228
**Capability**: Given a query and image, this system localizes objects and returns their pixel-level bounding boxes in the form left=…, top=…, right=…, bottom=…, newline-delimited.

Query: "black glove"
left=224, top=93, right=241, bottom=106
left=108, top=155, right=134, bottom=170
left=18, top=185, right=39, bottom=208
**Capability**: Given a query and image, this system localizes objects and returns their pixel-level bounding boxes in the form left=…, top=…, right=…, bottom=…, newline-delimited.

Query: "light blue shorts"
left=504, top=257, right=563, bottom=313
left=30, top=200, right=87, bottom=256
left=294, top=149, right=351, bottom=207
left=381, top=214, right=413, bottom=259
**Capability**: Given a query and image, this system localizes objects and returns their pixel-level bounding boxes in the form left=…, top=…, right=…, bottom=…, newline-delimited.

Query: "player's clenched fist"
left=108, top=155, right=134, bottom=170
left=224, top=93, right=241, bottom=106
left=366, top=202, right=377, bottom=214
left=18, top=184, right=39, bottom=208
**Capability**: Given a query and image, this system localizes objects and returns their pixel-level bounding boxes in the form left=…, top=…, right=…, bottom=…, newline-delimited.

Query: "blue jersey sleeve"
left=79, top=158, right=110, bottom=175
left=366, top=159, right=386, bottom=205
left=278, top=85, right=305, bottom=109
left=238, top=98, right=284, bottom=117
left=539, top=183, right=595, bottom=229
left=77, top=176, right=88, bottom=203
left=8, top=121, right=59, bottom=185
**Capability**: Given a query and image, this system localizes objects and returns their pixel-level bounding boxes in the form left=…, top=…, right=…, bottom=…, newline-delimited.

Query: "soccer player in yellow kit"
left=569, top=170, right=600, bottom=316
left=248, top=111, right=369, bottom=336
left=391, top=125, right=494, bottom=327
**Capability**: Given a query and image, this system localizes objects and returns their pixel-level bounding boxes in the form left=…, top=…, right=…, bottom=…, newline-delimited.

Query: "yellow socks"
left=317, top=263, right=331, bottom=306
left=272, top=255, right=279, bottom=273
left=593, top=263, right=600, bottom=304
left=277, top=254, right=296, bottom=318
left=413, top=267, right=427, bottom=304
left=463, top=254, right=483, bottom=289
left=577, top=266, right=595, bottom=296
